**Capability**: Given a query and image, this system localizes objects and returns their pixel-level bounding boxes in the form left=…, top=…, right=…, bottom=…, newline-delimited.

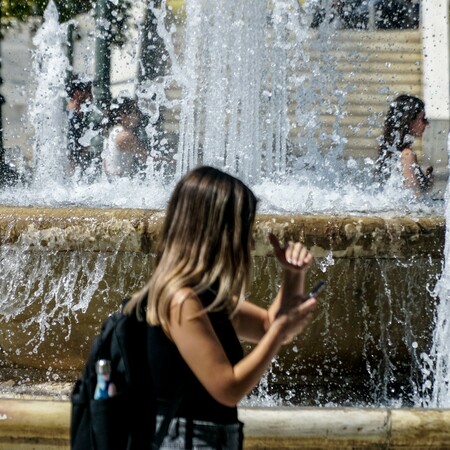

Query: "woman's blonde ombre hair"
left=124, top=166, right=258, bottom=337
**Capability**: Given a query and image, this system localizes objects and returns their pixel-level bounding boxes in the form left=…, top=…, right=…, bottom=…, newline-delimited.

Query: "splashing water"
left=0, top=0, right=443, bottom=215
left=419, top=133, right=450, bottom=407
left=29, top=1, right=70, bottom=190
left=0, top=0, right=446, bottom=407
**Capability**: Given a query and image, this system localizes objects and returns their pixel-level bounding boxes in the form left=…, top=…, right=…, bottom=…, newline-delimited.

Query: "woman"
left=102, top=97, right=148, bottom=179
left=124, top=166, right=318, bottom=449
left=376, top=94, right=433, bottom=196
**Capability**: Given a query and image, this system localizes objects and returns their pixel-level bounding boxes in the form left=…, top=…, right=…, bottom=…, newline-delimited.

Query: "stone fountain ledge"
left=0, top=398, right=449, bottom=449
left=0, top=206, right=444, bottom=258
left=1, top=381, right=449, bottom=449
left=1, top=205, right=443, bottom=376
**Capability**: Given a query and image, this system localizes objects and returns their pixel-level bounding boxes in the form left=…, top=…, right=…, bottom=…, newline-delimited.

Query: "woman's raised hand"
left=269, top=233, right=312, bottom=272
left=267, top=233, right=317, bottom=342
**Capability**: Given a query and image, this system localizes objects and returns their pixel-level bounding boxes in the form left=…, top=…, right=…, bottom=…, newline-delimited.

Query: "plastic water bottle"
left=94, top=359, right=117, bottom=400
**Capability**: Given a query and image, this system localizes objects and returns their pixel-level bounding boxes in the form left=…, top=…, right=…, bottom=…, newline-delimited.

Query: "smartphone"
left=308, top=280, right=326, bottom=298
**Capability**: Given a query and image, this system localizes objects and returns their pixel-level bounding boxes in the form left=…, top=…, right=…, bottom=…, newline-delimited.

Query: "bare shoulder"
left=169, top=287, right=204, bottom=320
left=171, top=287, right=199, bottom=307
left=115, top=129, right=135, bottom=147
left=401, top=148, right=417, bottom=163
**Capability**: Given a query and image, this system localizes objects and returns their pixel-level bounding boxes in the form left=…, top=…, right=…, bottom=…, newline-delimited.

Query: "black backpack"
left=70, top=301, right=181, bottom=450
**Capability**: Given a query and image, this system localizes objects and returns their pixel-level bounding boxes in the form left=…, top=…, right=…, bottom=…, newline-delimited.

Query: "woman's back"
left=147, top=288, right=243, bottom=424
left=102, top=125, right=138, bottom=178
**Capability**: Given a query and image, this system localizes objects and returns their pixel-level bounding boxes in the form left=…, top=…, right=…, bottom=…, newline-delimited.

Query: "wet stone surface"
left=0, top=369, right=73, bottom=400
left=0, top=379, right=72, bottom=400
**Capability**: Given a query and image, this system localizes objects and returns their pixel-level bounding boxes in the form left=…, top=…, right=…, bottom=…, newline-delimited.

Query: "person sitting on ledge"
left=66, top=77, right=94, bottom=178
left=376, top=94, right=433, bottom=197
left=102, top=97, right=149, bottom=180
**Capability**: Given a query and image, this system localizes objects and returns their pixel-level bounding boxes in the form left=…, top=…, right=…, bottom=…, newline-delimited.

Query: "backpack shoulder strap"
left=152, top=395, right=184, bottom=450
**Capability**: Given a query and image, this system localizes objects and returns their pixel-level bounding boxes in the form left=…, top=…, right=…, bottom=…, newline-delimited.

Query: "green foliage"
left=102, top=0, right=133, bottom=46
left=54, top=0, right=93, bottom=23
left=1, top=0, right=133, bottom=45
left=2, top=0, right=92, bottom=23
left=2, top=0, right=44, bottom=21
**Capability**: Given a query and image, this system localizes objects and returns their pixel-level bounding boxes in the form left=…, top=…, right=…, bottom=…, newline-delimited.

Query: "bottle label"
left=94, top=374, right=111, bottom=400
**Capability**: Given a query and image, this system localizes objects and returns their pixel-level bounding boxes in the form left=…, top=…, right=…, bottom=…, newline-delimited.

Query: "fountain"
left=0, top=0, right=450, bottom=448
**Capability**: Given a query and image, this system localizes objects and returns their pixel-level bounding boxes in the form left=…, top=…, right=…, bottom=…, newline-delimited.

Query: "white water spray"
left=0, top=0, right=441, bottom=216
left=421, top=132, right=450, bottom=407
left=30, top=1, right=70, bottom=189
left=0, top=1, right=446, bottom=407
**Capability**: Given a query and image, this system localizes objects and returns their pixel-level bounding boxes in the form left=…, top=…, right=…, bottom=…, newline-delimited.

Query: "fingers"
left=268, top=233, right=312, bottom=269
left=299, top=297, right=317, bottom=312
left=278, top=297, right=317, bottom=343
left=285, top=242, right=311, bottom=267
left=292, top=298, right=317, bottom=331
left=277, top=295, right=317, bottom=318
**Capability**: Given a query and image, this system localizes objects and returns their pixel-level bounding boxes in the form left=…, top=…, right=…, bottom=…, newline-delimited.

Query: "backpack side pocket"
left=71, top=379, right=94, bottom=450
left=90, top=393, right=130, bottom=450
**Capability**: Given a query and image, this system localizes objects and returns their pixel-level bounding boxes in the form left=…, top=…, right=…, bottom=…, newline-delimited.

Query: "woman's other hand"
left=272, top=296, right=317, bottom=344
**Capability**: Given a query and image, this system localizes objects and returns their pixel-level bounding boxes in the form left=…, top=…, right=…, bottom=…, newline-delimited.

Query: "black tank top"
left=147, top=288, right=244, bottom=424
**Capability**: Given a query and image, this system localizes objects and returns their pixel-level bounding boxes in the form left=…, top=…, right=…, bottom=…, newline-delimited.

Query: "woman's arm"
left=231, top=300, right=269, bottom=343
left=168, top=290, right=316, bottom=407
left=232, top=234, right=313, bottom=343
left=401, top=148, right=433, bottom=195
left=168, top=236, right=317, bottom=407
left=115, top=129, right=147, bottom=161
